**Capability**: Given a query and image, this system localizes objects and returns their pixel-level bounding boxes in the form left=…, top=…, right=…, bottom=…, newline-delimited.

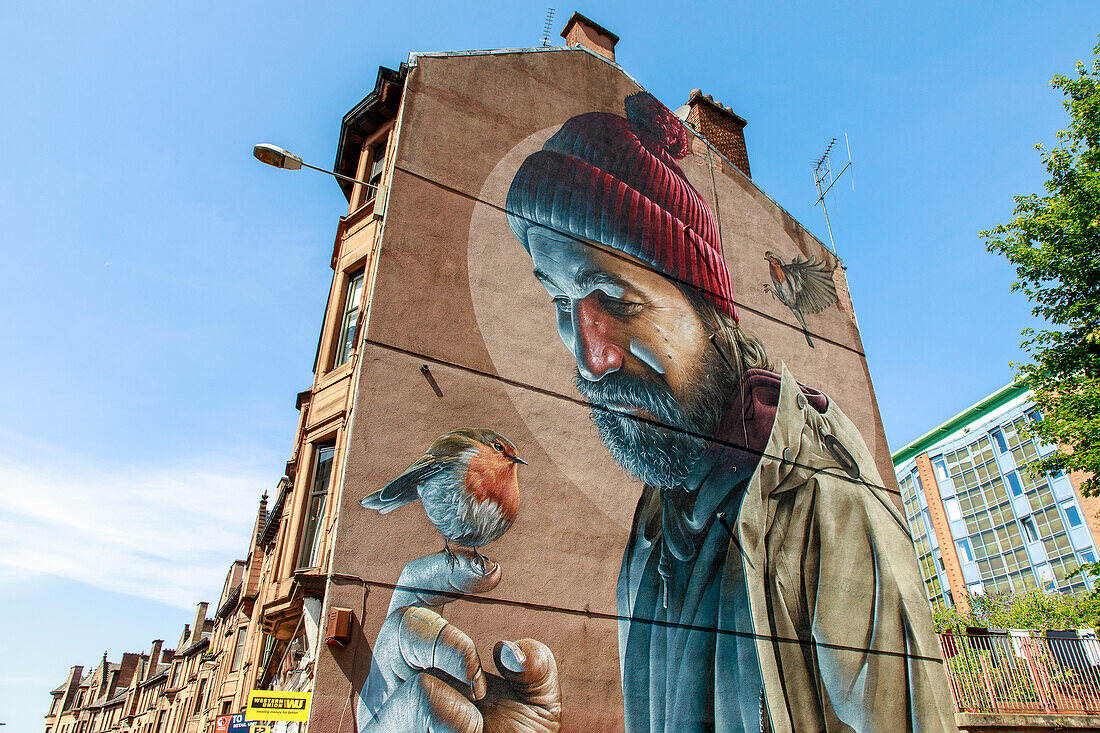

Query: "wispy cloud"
left=0, top=439, right=272, bottom=608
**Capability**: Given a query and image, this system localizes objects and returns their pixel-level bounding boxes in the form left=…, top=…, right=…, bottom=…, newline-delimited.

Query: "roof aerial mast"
left=540, top=8, right=556, bottom=46
left=811, top=133, right=854, bottom=257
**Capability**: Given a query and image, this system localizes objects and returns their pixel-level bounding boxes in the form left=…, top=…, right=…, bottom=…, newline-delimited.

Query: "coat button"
left=823, top=434, right=860, bottom=479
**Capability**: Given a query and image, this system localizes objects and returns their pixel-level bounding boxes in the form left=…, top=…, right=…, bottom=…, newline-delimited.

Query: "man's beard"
left=574, top=346, right=735, bottom=489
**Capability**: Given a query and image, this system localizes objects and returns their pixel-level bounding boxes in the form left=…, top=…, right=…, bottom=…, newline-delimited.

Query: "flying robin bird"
left=360, top=428, right=526, bottom=566
left=763, top=251, right=839, bottom=347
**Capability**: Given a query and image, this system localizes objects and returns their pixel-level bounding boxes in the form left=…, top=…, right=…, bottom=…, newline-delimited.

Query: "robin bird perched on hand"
left=763, top=251, right=839, bottom=348
left=360, top=428, right=526, bottom=567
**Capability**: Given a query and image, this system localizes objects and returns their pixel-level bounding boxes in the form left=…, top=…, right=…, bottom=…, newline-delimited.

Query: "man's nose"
left=573, top=293, right=625, bottom=381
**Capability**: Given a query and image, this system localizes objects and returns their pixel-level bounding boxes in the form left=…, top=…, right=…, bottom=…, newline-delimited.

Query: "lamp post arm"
left=299, top=160, right=377, bottom=194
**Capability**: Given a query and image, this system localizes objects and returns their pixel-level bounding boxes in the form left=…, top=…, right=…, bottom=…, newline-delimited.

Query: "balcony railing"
left=939, top=631, right=1100, bottom=715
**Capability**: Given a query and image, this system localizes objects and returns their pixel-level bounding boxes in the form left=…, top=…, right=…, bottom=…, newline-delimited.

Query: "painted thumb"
left=446, top=549, right=501, bottom=595
left=493, top=639, right=561, bottom=706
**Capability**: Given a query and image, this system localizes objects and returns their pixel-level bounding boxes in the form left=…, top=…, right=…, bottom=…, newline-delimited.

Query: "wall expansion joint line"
left=362, top=336, right=900, bottom=497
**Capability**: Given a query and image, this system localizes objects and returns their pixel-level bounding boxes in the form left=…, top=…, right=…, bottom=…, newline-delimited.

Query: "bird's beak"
left=510, top=455, right=528, bottom=465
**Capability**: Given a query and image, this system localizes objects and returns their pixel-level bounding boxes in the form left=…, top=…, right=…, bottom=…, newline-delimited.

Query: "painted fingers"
left=398, top=606, right=488, bottom=700
left=361, top=672, right=484, bottom=733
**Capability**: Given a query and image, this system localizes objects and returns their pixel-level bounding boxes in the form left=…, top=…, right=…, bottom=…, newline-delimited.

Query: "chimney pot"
left=560, top=12, right=619, bottom=62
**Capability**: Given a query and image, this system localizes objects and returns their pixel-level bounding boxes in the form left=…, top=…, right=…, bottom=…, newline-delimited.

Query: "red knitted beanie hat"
left=507, top=91, right=736, bottom=320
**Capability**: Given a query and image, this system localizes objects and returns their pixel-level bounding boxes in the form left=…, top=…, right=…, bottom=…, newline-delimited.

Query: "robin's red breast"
left=360, top=428, right=526, bottom=564
left=763, top=251, right=838, bottom=348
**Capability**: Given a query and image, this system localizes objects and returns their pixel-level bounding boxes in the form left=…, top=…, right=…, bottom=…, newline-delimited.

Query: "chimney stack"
left=190, top=602, right=209, bottom=645
left=683, top=89, right=750, bottom=179
left=146, top=640, right=163, bottom=680
left=560, top=12, right=618, bottom=62
left=61, top=665, right=84, bottom=711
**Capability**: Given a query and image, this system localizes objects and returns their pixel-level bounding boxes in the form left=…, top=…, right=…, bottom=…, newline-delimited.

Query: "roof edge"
left=891, top=382, right=1029, bottom=466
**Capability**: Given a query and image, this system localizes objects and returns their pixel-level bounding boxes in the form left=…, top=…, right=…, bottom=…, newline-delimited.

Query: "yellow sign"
left=246, top=690, right=311, bottom=722
left=250, top=727, right=270, bottom=733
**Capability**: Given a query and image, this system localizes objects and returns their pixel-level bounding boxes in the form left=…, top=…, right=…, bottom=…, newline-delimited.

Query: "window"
left=1005, top=470, right=1023, bottom=496
left=933, top=458, right=948, bottom=482
left=944, top=498, right=962, bottom=522
left=193, top=679, right=206, bottom=716
left=298, top=443, right=336, bottom=568
left=957, top=538, right=974, bottom=563
left=991, top=428, right=1008, bottom=453
left=333, top=271, right=365, bottom=367
left=1022, top=516, right=1040, bottom=543
left=967, top=582, right=985, bottom=596
left=1084, top=550, right=1097, bottom=564
left=230, top=625, right=247, bottom=672
left=1062, top=500, right=1083, bottom=528
left=169, top=662, right=180, bottom=688
left=1028, top=407, right=1043, bottom=423
left=367, top=142, right=387, bottom=191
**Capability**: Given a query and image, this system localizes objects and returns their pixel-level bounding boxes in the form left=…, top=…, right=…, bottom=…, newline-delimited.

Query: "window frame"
left=297, top=442, right=337, bottom=570
left=332, top=269, right=366, bottom=369
left=1061, top=499, right=1083, bottom=528
left=230, top=625, right=247, bottom=672
left=1021, top=515, right=1040, bottom=544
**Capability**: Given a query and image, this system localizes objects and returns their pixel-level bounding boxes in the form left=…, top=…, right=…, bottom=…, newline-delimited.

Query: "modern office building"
left=893, top=383, right=1100, bottom=614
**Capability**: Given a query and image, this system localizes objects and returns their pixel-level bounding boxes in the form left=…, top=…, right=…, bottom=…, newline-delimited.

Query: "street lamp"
left=252, top=143, right=376, bottom=195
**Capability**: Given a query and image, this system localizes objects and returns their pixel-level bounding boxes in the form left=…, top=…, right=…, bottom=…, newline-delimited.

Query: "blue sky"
left=2, top=0, right=1098, bottom=728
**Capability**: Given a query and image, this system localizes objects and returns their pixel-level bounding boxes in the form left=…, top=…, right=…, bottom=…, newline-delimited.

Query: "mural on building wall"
left=348, top=89, right=956, bottom=733
left=360, top=428, right=525, bottom=566
left=763, top=251, right=839, bottom=347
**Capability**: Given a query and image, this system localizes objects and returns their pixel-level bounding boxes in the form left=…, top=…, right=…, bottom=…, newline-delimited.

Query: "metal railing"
left=939, top=631, right=1100, bottom=714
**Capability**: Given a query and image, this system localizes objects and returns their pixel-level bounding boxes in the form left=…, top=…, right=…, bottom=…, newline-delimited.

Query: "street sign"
left=246, top=690, right=311, bottom=723
left=224, top=713, right=250, bottom=733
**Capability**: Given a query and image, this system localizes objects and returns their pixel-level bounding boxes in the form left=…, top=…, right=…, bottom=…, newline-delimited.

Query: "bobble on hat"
left=507, top=92, right=737, bottom=321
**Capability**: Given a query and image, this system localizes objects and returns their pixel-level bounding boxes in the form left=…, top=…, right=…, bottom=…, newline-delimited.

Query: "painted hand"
left=357, top=550, right=561, bottom=733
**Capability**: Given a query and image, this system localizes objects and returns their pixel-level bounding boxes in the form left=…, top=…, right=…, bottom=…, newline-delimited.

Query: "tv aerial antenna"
left=812, top=134, right=854, bottom=257
left=540, top=8, right=556, bottom=46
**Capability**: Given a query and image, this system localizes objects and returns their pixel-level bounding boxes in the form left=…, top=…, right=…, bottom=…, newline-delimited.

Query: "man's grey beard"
left=574, top=345, right=735, bottom=489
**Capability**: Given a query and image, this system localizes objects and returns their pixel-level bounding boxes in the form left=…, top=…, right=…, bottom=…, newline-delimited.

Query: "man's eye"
left=553, top=297, right=572, bottom=313
left=598, top=293, right=644, bottom=317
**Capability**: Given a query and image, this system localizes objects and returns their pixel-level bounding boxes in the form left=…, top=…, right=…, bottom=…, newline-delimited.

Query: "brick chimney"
left=560, top=12, right=618, bottom=62
left=61, top=665, right=84, bottom=711
left=683, top=89, right=750, bottom=178
left=146, top=640, right=163, bottom=681
left=189, top=602, right=209, bottom=645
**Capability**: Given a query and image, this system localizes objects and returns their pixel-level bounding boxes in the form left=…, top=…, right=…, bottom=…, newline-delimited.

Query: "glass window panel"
left=297, top=444, right=336, bottom=569
left=334, top=271, right=366, bottom=367
left=1022, top=516, right=1039, bottom=543
left=1062, top=501, right=1083, bottom=528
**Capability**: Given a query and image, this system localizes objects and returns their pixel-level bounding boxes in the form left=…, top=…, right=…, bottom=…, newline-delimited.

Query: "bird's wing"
left=360, top=454, right=460, bottom=514
left=783, top=256, right=839, bottom=314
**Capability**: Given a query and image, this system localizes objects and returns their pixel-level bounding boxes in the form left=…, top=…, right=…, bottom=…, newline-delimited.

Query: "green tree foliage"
left=982, top=41, right=1100, bottom=495
left=932, top=588, right=1100, bottom=633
